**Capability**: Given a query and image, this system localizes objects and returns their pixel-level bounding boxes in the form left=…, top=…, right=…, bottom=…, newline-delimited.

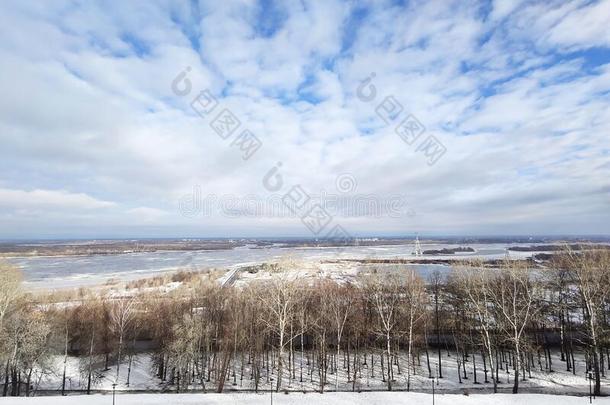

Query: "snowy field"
left=3, top=392, right=609, bottom=405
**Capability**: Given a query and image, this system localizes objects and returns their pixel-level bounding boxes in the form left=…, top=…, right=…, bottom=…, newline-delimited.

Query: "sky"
left=0, top=0, right=609, bottom=239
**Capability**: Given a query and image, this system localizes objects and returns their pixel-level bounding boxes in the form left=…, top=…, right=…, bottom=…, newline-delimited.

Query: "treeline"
left=0, top=249, right=609, bottom=397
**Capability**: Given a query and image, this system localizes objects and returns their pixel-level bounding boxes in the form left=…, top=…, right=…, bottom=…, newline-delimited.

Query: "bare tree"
left=256, top=271, right=299, bottom=392
left=363, top=272, right=403, bottom=391
left=0, top=262, right=21, bottom=334
left=555, top=249, right=610, bottom=395
left=326, top=280, right=354, bottom=391
left=490, top=260, right=540, bottom=393
left=428, top=270, right=444, bottom=379
left=0, top=263, right=23, bottom=397
left=453, top=262, right=499, bottom=392
left=404, top=270, right=426, bottom=391
left=11, top=310, right=50, bottom=396
left=110, top=297, right=138, bottom=383
left=73, top=297, right=105, bottom=394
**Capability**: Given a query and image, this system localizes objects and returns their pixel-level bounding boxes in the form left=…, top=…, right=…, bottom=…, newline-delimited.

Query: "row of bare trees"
left=1, top=249, right=608, bottom=396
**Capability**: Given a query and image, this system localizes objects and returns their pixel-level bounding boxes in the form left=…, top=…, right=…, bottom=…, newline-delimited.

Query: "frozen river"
left=8, top=242, right=538, bottom=289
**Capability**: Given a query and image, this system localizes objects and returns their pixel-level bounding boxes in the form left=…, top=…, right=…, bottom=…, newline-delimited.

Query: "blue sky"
left=0, top=0, right=609, bottom=239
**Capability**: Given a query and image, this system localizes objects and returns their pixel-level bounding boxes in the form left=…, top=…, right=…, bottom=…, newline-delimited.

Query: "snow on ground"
left=26, top=349, right=609, bottom=396
left=3, top=392, right=609, bottom=405
left=32, top=354, right=160, bottom=393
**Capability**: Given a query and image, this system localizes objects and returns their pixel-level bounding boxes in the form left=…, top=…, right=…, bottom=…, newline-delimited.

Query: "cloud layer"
left=0, top=0, right=609, bottom=238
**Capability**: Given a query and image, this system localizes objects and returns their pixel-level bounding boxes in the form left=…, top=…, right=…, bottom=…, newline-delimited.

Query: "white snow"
left=3, top=391, right=608, bottom=405
left=25, top=350, right=609, bottom=396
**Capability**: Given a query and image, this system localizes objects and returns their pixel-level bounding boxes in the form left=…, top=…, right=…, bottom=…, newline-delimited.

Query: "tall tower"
left=413, top=234, right=423, bottom=256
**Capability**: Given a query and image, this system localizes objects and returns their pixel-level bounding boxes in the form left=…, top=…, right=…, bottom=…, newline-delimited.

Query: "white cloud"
left=0, top=188, right=116, bottom=210
left=0, top=0, right=608, bottom=238
left=545, top=0, right=610, bottom=50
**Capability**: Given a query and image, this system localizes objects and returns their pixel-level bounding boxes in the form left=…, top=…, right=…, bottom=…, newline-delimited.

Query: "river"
left=8, top=242, right=540, bottom=289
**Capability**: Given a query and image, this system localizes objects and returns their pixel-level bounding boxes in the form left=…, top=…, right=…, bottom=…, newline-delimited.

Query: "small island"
left=423, top=246, right=475, bottom=255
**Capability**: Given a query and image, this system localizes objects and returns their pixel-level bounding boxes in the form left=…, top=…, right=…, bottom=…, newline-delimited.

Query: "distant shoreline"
left=2, top=238, right=609, bottom=258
